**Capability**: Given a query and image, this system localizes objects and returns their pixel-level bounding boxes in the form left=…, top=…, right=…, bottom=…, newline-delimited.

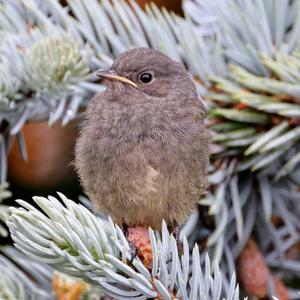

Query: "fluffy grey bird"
left=75, top=48, right=209, bottom=230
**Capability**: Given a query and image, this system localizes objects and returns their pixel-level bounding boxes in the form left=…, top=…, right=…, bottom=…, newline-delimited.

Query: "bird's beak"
left=96, top=70, right=138, bottom=88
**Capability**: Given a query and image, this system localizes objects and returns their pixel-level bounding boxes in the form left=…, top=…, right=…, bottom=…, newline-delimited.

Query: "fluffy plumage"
left=75, top=48, right=209, bottom=229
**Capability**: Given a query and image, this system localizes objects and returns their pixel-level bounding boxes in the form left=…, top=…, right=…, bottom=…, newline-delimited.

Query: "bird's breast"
left=87, top=95, right=204, bottom=166
left=99, top=101, right=197, bottom=141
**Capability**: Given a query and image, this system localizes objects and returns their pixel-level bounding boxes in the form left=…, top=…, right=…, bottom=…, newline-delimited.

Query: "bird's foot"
left=122, top=223, right=129, bottom=238
left=172, top=225, right=180, bottom=245
left=122, top=224, right=138, bottom=263
left=123, top=224, right=153, bottom=269
left=168, top=220, right=180, bottom=244
left=169, top=221, right=183, bottom=253
left=128, top=242, right=139, bottom=264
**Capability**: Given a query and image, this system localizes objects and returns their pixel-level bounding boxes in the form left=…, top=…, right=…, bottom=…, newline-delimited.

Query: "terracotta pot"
left=8, top=121, right=78, bottom=189
left=136, top=0, right=182, bottom=14
left=59, top=1, right=183, bottom=15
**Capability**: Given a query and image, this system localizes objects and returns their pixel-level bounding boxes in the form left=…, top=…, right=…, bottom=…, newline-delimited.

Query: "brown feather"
left=75, top=48, right=210, bottom=230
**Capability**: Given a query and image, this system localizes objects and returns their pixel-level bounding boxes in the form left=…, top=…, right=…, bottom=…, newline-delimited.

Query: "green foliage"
left=8, top=193, right=242, bottom=300
left=184, top=1, right=300, bottom=296
left=0, top=182, right=11, bottom=236
left=208, top=53, right=300, bottom=174
left=184, top=0, right=300, bottom=75
left=24, top=34, right=89, bottom=95
left=0, top=247, right=54, bottom=300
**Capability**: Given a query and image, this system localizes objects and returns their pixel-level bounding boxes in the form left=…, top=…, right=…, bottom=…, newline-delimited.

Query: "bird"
left=75, top=47, right=209, bottom=231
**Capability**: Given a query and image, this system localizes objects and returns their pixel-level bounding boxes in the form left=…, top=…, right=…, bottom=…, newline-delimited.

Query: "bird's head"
left=97, top=47, right=195, bottom=99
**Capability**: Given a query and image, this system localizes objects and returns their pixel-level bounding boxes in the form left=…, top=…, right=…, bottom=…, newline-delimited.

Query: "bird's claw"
left=168, top=220, right=180, bottom=244
left=172, top=225, right=180, bottom=244
left=128, top=242, right=138, bottom=264
left=122, top=223, right=138, bottom=264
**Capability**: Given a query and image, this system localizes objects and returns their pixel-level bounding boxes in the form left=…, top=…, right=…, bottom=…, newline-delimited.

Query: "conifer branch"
left=8, top=193, right=242, bottom=300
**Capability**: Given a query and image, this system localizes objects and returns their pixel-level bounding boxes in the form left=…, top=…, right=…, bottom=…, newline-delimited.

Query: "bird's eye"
left=138, top=72, right=154, bottom=84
